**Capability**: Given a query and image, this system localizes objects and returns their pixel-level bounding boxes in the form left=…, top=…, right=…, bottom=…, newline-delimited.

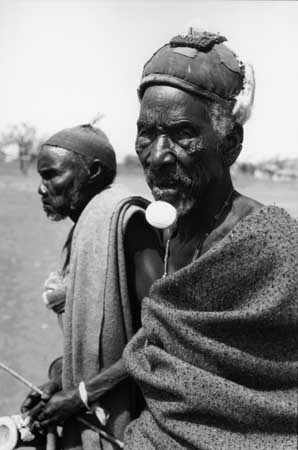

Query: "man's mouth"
left=150, top=177, right=180, bottom=190
left=150, top=177, right=189, bottom=196
left=41, top=199, right=56, bottom=213
left=42, top=199, right=52, bottom=207
left=151, top=186, right=180, bottom=202
left=154, top=184, right=178, bottom=192
left=156, top=179, right=177, bottom=187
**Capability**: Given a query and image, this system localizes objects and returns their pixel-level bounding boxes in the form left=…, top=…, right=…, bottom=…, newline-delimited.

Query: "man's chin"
left=43, top=207, right=67, bottom=222
left=42, top=201, right=69, bottom=221
left=175, top=198, right=197, bottom=217
left=46, top=212, right=67, bottom=221
left=49, top=214, right=67, bottom=222
left=151, top=187, right=196, bottom=217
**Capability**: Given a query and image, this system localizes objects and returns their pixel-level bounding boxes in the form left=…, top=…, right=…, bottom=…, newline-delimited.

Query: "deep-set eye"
left=41, top=169, right=58, bottom=180
left=136, top=127, right=155, bottom=149
left=171, top=126, right=197, bottom=142
left=138, top=126, right=155, bottom=138
left=136, top=135, right=152, bottom=151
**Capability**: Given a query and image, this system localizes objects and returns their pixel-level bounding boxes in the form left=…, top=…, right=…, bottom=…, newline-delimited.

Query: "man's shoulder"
left=231, top=198, right=298, bottom=250
left=73, top=185, right=151, bottom=246
left=78, top=185, right=144, bottom=225
left=233, top=193, right=297, bottom=233
left=247, top=204, right=297, bottom=231
left=86, top=185, right=133, bottom=213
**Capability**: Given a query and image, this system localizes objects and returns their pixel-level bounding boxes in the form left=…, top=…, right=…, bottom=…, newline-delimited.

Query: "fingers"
left=28, top=401, right=46, bottom=421
left=40, top=385, right=53, bottom=401
left=43, top=286, right=66, bottom=311
left=52, top=302, right=66, bottom=314
left=35, top=407, right=50, bottom=423
left=39, top=419, right=53, bottom=428
left=21, top=382, right=59, bottom=414
left=21, top=390, right=41, bottom=414
left=40, top=381, right=59, bottom=399
left=30, top=403, right=57, bottom=430
left=35, top=405, right=61, bottom=428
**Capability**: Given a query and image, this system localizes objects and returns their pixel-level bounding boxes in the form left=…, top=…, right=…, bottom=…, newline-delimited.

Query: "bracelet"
left=78, top=381, right=91, bottom=410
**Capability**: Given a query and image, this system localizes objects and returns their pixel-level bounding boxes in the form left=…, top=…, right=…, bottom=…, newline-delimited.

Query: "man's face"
left=136, top=86, right=225, bottom=216
left=37, top=145, right=87, bottom=221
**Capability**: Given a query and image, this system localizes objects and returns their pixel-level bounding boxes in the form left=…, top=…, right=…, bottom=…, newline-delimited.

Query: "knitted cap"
left=43, top=124, right=116, bottom=169
left=138, top=30, right=245, bottom=105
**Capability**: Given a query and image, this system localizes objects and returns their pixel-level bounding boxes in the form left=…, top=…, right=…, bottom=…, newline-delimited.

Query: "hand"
left=21, top=381, right=60, bottom=415
left=44, top=272, right=63, bottom=291
left=33, top=389, right=85, bottom=428
left=42, top=272, right=66, bottom=314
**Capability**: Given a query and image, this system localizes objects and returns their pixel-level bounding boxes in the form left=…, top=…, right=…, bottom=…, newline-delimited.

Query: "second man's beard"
left=43, top=181, right=87, bottom=221
left=42, top=198, right=68, bottom=221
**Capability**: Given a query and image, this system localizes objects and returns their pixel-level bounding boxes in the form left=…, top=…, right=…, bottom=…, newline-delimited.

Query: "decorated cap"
left=138, top=28, right=255, bottom=125
left=43, top=123, right=116, bottom=170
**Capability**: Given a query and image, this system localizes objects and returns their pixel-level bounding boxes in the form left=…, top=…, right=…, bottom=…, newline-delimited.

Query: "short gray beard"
left=45, top=181, right=87, bottom=222
left=176, top=196, right=197, bottom=217
left=47, top=210, right=68, bottom=222
left=152, top=187, right=197, bottom=217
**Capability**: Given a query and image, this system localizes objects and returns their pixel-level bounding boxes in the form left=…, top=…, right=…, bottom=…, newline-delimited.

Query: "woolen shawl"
left=62, top=186, right=148, bottom=450
left=124, top=206, right=298, bottom=450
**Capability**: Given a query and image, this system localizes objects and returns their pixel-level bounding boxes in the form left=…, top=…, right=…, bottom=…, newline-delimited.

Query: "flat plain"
left=0, top=162, right=297, bottom=416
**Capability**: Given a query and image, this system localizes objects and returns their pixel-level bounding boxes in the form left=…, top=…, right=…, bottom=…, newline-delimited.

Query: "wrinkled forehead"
left=138, top=85, right=210, bottom=125
left=38, top=145, right=73, bottom=169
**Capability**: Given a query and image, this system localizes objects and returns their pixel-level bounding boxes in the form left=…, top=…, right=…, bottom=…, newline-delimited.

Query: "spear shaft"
left=0, top=361, right=123, bottom=449
left=0, top=362, right=43, bottom=395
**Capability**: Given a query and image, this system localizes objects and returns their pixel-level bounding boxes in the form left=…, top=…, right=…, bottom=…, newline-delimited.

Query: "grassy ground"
left=0, top=162, right=297, bottom=416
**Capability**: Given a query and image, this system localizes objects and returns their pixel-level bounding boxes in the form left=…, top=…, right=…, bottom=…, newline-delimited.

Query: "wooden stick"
left=77, top=417, right=123, bottom=449
left=0, top=362, right=124, bottom=449
left=0, top=362, right=43, bottom=395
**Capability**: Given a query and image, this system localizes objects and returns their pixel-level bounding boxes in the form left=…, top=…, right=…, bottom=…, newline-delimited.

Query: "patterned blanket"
left=124, top=206, right=298, bottom=450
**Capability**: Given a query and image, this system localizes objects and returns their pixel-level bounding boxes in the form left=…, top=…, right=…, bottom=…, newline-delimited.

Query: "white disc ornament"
left=145, top=201, right=177, bottom=229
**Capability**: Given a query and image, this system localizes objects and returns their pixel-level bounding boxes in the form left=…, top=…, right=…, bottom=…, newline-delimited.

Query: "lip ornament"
left=145, top=200, right=177, bottom=229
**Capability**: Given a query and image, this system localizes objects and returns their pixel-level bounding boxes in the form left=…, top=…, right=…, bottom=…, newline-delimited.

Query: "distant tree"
left=123, top=154, right=142, bottom=170
left=0, top=123, right=39, bottom=174
left=237, top=162, right=256, bottom=175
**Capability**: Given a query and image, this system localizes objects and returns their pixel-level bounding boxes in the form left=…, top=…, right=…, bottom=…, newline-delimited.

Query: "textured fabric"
left=62, top=185, right=149, bottom=450
left=43, top=124, right=116, bottom=170
left=124, top=206, right=298, bottom=450
left=138, top=32, right=244, bottom=104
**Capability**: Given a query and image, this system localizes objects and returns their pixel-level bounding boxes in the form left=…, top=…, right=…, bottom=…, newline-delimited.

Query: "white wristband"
left=78, top=381, right=90, bottom=410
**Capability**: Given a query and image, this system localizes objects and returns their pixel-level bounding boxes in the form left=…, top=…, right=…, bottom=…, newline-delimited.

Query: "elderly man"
left=21, top=123, right=163, bottom=450
left=122, top=30, right=298, bottom=449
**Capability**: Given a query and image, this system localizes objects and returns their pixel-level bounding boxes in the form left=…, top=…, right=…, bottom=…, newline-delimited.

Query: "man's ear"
left=87, top=159, right=102, bottom=183
left=222, top=123, right=243, bottom=167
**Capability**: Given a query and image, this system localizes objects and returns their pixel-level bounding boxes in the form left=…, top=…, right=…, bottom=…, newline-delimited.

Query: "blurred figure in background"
left=21, top=123, right=163, bottom=450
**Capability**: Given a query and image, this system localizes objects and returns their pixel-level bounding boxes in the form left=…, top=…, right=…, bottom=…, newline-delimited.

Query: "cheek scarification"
left=183, top=137, right=206, bottom=155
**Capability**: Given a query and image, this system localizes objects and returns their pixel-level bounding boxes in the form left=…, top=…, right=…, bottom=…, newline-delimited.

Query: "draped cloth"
left=62, top=186, right=149, bottom=450
left=123, top=206, right=298, bottom=450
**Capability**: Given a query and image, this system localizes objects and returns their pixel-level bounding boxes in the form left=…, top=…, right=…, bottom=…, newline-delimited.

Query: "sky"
left=0, top=0, right=297, bottom=162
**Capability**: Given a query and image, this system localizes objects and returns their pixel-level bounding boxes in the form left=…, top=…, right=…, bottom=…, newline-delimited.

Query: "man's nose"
left=38, top=181, right=48, bottom=196
left=149, top=135, right=176, bottom=168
